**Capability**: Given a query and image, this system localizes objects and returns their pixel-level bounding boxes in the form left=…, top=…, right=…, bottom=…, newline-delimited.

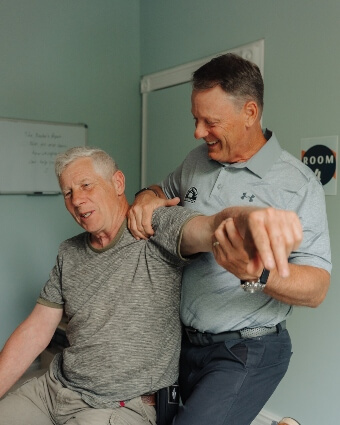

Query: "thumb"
left=246, top=252, right=264, bottom=276
left=164, top=197, right=180, bottom=207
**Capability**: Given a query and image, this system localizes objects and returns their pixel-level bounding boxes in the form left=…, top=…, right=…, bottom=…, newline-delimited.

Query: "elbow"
left=309, top=274, right=330, bottom=308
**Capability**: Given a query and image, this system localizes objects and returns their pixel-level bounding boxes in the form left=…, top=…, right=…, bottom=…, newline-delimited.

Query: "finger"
left=214, top=219, right=234, bottom=250
left=264, top=211, right=302, bottom=277
left=247, top=212, right=276, bottom=272
left=221, top=218, right=244, bottom=249
left=291, top=214, right=303, bottom=250
left=164, top=197, right=180, bottom=207
left=140, top=212, right=155, bottom=238
left=127, top=212, right=146, bottom=240
left=249, top=210, right=291, bottom=277
left=127, top=206, right=152, bottom=240
left=246, top=253, right=264, bottom=276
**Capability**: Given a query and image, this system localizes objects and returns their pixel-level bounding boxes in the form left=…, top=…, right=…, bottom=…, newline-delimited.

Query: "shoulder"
left=149, top=206, right=201, bottom=261
left=279, top=149, right=323, bottom=188
left=183, top=143, right=208, bottom=163
left=152, top=206, right=200, bottom=232
left=59, top=232, right=87, bottom=253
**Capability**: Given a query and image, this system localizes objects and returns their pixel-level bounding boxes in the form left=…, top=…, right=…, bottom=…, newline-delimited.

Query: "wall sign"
left=301, top=135, right=338, bottom=195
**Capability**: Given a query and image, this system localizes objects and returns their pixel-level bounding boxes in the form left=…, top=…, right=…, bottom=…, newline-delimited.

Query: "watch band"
left=240, top=268, right=270, bottom=293
left=134, top=187, right=159, bottom=198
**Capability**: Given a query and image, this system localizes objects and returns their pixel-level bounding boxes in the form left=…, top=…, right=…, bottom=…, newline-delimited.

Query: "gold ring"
left=213, top=241, right=220, bottom=247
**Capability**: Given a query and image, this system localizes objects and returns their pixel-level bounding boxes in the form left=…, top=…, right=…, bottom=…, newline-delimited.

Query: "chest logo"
left=241, top=192, right=255, bottom=202
left=184, top=187, right=198, bottom=203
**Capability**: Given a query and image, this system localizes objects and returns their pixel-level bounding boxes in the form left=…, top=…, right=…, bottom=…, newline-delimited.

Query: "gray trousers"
left=0, top=364, right=156, bottom=425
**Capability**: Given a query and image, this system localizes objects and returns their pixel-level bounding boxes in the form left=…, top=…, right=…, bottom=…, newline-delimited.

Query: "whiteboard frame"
left=0, top=117, right=87, bottom=195
left=140, top=39, right=264, bottom=187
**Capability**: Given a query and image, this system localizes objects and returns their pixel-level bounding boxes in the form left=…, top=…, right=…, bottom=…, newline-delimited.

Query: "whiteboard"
left=0, top=118, right=87, bottom=194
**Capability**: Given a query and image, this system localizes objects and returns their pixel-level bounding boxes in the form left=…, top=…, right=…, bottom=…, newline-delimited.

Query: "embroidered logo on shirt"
left=184, top=187, right=198, bottom=203
left=241, top=192, right=255, bottom=202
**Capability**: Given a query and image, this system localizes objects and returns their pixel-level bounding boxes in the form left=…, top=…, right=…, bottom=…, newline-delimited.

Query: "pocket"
left=229, top=343, right=248, bottom=364
left=224, top=342, right=248, bottom=366
left=55, top=387, right=85, bottom=418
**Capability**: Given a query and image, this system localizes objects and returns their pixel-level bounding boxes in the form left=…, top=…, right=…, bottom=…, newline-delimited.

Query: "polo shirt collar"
left=219, top=129, right=282, bottom=178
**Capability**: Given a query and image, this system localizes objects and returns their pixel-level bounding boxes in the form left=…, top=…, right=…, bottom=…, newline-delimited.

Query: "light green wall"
left=2, top=1, right=339, bottom=423
left=0, top=0, right=140, bottom=345
left=141, top=1, right=339, bottom=424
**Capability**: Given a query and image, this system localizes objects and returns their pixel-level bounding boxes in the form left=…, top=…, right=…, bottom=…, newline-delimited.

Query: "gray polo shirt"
left=161, top=129, right=332, bottom=333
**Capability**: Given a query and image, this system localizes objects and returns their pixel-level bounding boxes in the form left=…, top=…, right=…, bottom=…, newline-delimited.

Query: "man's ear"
left=112, top=170, right=125, bottom=195
left=243, top=100, right=259, bottom=128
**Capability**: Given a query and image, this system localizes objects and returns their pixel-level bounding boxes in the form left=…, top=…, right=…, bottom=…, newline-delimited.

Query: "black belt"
left=184, top=321, right=286, bottom=346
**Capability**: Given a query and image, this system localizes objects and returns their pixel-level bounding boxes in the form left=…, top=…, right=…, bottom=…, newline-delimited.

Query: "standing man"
left=0, top=146, right=302, bottom=425
left=128, top=53, right=332, bottom=424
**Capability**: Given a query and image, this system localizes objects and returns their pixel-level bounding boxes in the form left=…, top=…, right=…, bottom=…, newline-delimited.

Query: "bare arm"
left=128, top=185, right=180, bottom=240
left=207, top=212, right=329, bottom=307
left=181, top=206, right=302, bottom=279
left=262, top=265, right=330, bottom=307
left=0, top=303, right=63, bottom=397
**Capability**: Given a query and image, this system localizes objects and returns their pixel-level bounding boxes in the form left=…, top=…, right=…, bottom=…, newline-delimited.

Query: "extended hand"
left=213, top=208, right=303, bottom=279
left=212, top=218, right=263, bottom=280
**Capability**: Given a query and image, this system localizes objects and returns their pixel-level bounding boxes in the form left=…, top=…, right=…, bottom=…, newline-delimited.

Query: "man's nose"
left=71, top=189, right=85, bottom=206
left=194, top=122, right=209, bottom=139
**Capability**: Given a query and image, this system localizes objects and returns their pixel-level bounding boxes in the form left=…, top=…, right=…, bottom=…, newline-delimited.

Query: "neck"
left=89, top=200, right=129, bottom=249
left=232, top=127, right=267, bottom=163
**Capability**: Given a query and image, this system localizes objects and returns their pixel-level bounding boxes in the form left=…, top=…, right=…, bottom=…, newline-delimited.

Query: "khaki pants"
left=0, top=365, right=156, bottom=425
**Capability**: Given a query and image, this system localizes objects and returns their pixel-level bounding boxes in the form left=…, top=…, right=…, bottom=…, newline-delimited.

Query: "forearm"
left=264, top=264, right=330, bottom=307
left=0, top=304, right=62, bottom=397
left=180, top=206, right=254, bottom=255
left=0, top=324, right=45, bottom=397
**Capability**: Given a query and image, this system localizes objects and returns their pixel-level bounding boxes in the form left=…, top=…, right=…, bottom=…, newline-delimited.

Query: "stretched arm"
left=0, top=303, right=63, bottom=398
left=128, top=185, right=178, bottom=240
left=262, top=265, right=330, bottom=307
left=211, top=216, right=330, bottom=307
left=181, top=206, right=303, bottom=279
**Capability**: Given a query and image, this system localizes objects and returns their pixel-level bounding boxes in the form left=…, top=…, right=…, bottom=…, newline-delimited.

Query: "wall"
left=0, top=0, right=140, bottom=346
left=140, top=1, right=340, bottom=423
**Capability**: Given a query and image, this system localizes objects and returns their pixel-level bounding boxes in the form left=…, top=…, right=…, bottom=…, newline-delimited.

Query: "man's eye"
left=64, top=191, right=71, bottom=198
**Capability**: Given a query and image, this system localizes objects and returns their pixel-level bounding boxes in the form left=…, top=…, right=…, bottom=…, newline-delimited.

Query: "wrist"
left=240, top=269, right=270, bottom=293
left=134, top=187, right=159, bottom=198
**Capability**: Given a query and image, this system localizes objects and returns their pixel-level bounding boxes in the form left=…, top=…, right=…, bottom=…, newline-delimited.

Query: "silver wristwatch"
left=240, top=269, right=270, bottom=293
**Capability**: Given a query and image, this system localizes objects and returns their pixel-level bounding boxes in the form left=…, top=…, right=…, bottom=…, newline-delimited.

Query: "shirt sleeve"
left=160, top=161, right=184, bottom=200
left=38, top=250, right=64, bottom=306
left=149, top=206, right=201, bottom=264
left=288, top=178, right=332, bottom=273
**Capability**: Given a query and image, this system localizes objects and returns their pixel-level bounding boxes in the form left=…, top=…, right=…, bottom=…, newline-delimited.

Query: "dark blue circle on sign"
left=302, top=144, right=336, bottom=185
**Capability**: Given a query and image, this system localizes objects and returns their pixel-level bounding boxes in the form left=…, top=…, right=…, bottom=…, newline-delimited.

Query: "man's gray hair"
left=55, top=146, right=118, bottom=180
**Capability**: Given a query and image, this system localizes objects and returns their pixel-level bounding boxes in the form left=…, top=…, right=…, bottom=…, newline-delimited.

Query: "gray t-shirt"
left=38, top=206, right=199, bottom=409
left=161, top=129, right=332, bottom=333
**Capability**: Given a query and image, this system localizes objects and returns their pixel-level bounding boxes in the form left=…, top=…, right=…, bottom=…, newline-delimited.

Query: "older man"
left=128, top=53, right=332, bottom=424
left=0, top=147, right=302, bottom=425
